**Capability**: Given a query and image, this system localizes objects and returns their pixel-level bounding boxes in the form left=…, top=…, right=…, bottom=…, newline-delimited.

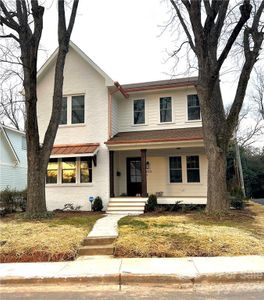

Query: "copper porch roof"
left=51, top=143, right=100, bottom=155
left=106, top=128, right=203, bottom=145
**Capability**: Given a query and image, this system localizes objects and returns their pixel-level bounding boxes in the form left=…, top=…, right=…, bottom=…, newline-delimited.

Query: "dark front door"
left=127, top=158, right=142, bottom=196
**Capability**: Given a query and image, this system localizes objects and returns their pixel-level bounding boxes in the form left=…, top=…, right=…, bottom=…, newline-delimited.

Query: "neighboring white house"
left=37, top=41, right=207, bottom=213
left=0, top=125, right=27, bottom=191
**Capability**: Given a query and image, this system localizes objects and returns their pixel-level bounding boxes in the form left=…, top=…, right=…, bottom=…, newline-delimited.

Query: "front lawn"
left=115, top=201, right=264, bottom=257
left=0, top=211, right=103, bottom=263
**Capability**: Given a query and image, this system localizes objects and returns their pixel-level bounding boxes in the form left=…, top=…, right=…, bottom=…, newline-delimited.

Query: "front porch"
left=107, top=146, right=208, bottom=206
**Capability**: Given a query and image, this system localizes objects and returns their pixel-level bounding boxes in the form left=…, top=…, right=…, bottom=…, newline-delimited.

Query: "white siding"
left=37, top=46, right=110, bottom=210
left=117, top=87, right=202, bottom=132
left=111, top=94, right=119, bottom=136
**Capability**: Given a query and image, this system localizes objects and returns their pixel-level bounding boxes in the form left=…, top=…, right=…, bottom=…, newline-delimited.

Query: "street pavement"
left=253, top=198, right=264, bottom=205
left=1, top=283, right=264, bottom=300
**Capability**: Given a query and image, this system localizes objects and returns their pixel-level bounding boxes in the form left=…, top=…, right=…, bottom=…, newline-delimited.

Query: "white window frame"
left=186, top=155, right=201, bottom=183
left=186, top=94, right=201, bottom=122
left=168, top=156, right=183, bottom=183
left=59, top=94, right=86, bottom=127
left=46, top=157, right=93, bottom=186
left=159, top=96, right=174, bottom=124
left=132, top=98, right=147, bottom=126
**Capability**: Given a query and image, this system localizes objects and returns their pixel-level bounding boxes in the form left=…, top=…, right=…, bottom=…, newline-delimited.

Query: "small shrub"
left=21, top=211, right=54, bottom=220
left=230, top=187, right=245, bottom=210
left=145, top=194, right=158, bottom=212
left=0, top=187, right=27, bottom=213
left=92, top=197, right=103, bottom=212
left=62, top=203, right=81, bottom=211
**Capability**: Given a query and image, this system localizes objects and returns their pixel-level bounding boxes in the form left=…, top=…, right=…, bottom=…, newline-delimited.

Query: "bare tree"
left=253, top=66, right=264, bottom=119
left=0, top=0, right=79, bottom=216
left=169, top=0, right=264, bottom=212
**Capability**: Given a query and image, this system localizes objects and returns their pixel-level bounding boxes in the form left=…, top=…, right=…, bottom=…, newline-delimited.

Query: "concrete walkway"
left=0, top=256, right=263, bottom=286
left=88, top=214, right=127, bottom=238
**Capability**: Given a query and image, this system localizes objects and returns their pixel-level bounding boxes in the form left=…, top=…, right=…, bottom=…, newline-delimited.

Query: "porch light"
left=146, top=161, right=150, bottom=169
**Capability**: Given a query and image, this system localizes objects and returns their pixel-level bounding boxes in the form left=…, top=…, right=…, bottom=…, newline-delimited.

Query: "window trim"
left=159, top=96, right=173, bottom=124
left=186, top=94, right=201, bottom=122
left=169, top=156, right=183, bottom=183
left=132, top=98, right=147, bottom=126
left=168, top=155, right=202, bottom=184
left=46, top=157, right=93, bottom=186
left=58, top=94, right=86, bottom=127
left=186, top=155, right=200, bottom=183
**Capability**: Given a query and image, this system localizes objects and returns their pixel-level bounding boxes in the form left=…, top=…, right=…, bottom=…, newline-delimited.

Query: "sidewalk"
left=1, top=256, right=264, bottom=287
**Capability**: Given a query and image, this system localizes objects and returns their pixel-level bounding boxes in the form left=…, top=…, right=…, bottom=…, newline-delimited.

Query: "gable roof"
left=37, top=41, right=114, bottom=86
left=0, top=125, right=21, bottom=164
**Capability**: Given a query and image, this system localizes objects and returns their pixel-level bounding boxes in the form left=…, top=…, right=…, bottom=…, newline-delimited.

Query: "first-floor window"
left=46, top=159, right=58, bottom=184
left=46, top=157, right=93, bottom=184
left=80, top=158, right=92, bottom=183
left=62, top=158, right=76, bottom=183
left=169, top=156, right=182, bottom=183
left=187, top=156, right=200, bottom=182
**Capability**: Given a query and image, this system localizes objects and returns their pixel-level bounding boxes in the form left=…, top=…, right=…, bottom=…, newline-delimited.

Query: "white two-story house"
left=37, top=42, right=207, bottom=213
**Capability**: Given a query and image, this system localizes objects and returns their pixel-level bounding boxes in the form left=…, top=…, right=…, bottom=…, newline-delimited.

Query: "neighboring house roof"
left=0, top=125, right=22, bottom=164
left=37, top=41, right=114, bottom=86
left=106, top=127, right=203, bottom=145
left=51, top=143, right=100, bottom=158
left=119, top=77, right=198, bottom=93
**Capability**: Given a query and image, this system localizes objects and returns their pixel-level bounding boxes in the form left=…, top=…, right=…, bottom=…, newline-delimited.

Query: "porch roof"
left=106, top=127, right=203, bottom=146
left=50, top=143, right=100, bottom=158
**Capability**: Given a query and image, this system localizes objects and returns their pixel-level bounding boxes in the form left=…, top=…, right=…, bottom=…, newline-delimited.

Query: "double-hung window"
left=160, top=97, right=172, bottom=123
left=187, top=95, right=200, bottom=121
left=59, top=95, right=85, bottom=125
left=133, top=99, right=145, bottom=125
left=72, top=96, right=85, bottom=124
left=187, top=156, right=200, bottom=182
left=169, top=156, right=182, bottom=183
left=59, top=97, right=68, bottom=125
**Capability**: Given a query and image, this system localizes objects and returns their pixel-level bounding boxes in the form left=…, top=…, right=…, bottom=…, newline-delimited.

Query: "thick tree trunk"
left=27, top=154, right=47, bottom=213
left=206, top=146, right=229, bottom=212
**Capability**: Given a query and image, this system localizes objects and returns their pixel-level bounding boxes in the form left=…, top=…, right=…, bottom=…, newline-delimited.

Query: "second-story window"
left=187, top=95, right=200, bottom=121
left=59, top=97, right=68, bottom=125
left=59, top=95, right=85, bottom=126
left=133, top=99, right=145, bottom=125
left=72, top=95, right=85, bottom=124
left=160, top=97, right=172, bottom=123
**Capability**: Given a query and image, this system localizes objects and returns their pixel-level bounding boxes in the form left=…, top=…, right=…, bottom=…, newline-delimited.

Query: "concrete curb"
left=1, top=256, right=264, bottom=287
left=1, top=272, right=264, bottom=287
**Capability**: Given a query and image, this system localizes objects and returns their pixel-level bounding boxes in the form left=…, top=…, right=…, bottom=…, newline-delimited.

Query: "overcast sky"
left=38, top=0, right=263, bottom=148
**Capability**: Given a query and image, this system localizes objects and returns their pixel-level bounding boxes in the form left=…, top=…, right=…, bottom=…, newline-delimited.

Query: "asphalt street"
left=1, top=283, right=264, bottom=300
left=253, top=198, right=264, bottom=205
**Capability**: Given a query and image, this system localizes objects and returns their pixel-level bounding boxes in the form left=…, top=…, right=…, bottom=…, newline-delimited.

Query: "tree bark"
left=206, top=146, right=229, bottom=212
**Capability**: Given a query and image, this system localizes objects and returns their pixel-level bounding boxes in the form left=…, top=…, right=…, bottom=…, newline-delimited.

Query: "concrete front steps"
left=106, top=197, right=147, bottom=215
left=78, top=236, right=116, bottom=256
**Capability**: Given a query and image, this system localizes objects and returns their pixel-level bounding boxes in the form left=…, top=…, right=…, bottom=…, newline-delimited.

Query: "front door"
left=127, top=157, right=142, bottom=196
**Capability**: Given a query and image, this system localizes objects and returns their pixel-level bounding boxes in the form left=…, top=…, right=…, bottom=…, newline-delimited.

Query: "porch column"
left=141, top=149, right=147, bottom=197
left=109, top=150, right=115, bottom=197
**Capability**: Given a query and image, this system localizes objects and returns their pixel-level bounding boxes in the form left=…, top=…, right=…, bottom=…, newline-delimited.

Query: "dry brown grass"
left=115, top=201, right=264, bottom=258
left=0, top=212, right=103, bottom=262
